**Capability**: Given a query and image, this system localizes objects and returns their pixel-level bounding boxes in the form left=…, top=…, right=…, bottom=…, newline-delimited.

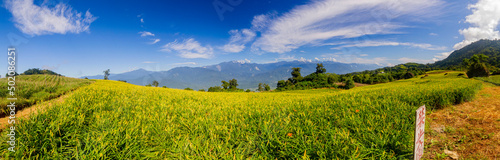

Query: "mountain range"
left=83, top=61, right=380, bottom=90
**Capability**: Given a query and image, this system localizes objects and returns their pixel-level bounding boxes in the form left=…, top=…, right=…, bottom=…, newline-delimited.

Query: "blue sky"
left=1, top=0, right=499, bottom=77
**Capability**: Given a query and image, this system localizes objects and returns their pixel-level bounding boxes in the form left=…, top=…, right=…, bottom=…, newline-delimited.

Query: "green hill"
left=433, top=39, right=500, bottom=68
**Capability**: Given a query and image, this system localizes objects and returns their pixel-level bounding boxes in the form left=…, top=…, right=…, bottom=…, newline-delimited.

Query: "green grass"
left=475, top=75, right=500, bottom=86
left=0, top=75, right=92, bottom=116
left=0, top=72, right=482, bottom=159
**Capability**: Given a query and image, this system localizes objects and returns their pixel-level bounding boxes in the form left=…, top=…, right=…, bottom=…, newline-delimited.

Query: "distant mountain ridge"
left=84, top=61, right=380, bottom=90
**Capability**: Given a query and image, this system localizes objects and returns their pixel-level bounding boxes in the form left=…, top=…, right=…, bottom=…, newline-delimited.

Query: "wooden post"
left=414, top=105, right=426, bottom=160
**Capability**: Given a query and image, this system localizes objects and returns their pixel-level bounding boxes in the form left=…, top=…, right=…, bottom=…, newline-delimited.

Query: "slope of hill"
left=0, top=75, right=91, bottom=116
left=3, top=71, right=482, bottom=158
left=83, top=61, right=380, bottom=90
left=433, top=39, right=500, bottom=68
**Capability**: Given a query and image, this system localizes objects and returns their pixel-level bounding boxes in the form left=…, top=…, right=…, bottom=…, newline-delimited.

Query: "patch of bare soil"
left=423, top=83, right=500, bottom=159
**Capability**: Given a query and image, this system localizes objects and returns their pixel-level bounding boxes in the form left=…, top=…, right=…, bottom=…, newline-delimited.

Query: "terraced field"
left=0, top=72, right=482, bottom=159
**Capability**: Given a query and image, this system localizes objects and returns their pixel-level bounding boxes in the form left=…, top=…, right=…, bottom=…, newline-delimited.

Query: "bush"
left=466, top=63, right=489, bottom=78
left=344, top=79, right=355, bottom=89
left=403, top=72, right=415, bottom=79
left=184, top=88, right=193, bottom=91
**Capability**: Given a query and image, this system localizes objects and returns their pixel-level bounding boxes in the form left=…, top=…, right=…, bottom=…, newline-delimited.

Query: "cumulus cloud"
left=251, top=0, right=443, bottom=53
left=4, top=0, right=96, bottom=36
left=454, top=0, right=500, bottom=50
left=330, top=40, right=447, bottom=50
left=142, top=61, right=158, bottom=64
left=161, top=38, right=214, bottom=59
left=139, top=31, right=155, bottom=37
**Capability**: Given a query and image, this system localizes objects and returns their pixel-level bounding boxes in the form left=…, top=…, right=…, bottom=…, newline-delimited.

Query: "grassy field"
left=0, top=75, right=91, bottom=116
left=0, top=72, right=482, bottom=159
left=475, top=75, right=500, bottom=85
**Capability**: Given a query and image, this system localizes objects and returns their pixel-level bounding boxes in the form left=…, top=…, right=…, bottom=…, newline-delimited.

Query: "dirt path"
left=0, top=92, right=74, bottom=131
left=423, top=83, right=500, bottom=159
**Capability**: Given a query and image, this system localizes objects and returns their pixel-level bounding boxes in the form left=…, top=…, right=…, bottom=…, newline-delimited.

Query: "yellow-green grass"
left=475, top=75, right=500, bottom=86
left=0, top=75, right=91, bottom=116
left=0, top=72, right=482, bottom=159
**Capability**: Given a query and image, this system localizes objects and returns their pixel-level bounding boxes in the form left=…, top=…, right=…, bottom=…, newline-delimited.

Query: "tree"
left=344, top=78, right=355, bottom=89
left=245, top=89, right=251, bottom=92
left=103, top=69, right=110, bottom=80
left=221, top=81, right=229, bottom=90
left=465, top=54, right=490, bottom=78
left=208, top=86, right=223, bottom=92
left=198, top=89, right=206, bottom=92
left=315, top=63, right=326, bottom=74
left=152, top=80, right=159, bottom=87
left=145, top=84, right=152, bottom=87
left=264, top=83, right=270, bottom=91
left=84, top=77, right=88, bottom=79
left=229, top=79, right=238, bottom=90
left=184, top=87, right=193, bottom=91
left=257, top=83, right=264, bottom=91
left=290, top=67, right=303, bottom=84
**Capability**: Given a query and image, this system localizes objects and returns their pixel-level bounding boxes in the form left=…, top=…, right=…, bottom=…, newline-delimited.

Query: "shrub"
left=403, top=72, right=415, bottom=79
left=184, top=88, right=193, bottom=91
left=344, top=79, right=355, bottom=89
left=466, top=63, right=489, bottom=78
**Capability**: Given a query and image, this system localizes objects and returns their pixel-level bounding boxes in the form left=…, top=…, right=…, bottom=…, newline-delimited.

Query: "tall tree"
left=229, top=79, right=238, bottom=90
left=103, top=69, right=110, bottom=80
left=257, top=83, right=263, bottom=91
left=264, top=83, right=270, bottom=91
left=315, top=63, right=326, bottom=74
left=221, top=81, right=229, bottom=90
left=290, top=67, right=303, bottom=84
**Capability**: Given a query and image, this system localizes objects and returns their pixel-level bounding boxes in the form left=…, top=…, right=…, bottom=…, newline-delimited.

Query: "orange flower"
left=287, top=133, right=293, bottom=137
left=356, top=110, right=360, bottom=113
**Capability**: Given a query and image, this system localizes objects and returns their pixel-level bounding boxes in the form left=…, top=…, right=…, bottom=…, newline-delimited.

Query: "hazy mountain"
left=83, top=61, right=380, bottom=90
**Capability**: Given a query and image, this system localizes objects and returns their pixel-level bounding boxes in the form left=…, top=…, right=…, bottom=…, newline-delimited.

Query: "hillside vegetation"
left=0, top=75, right=91, bottom=116
left=0, top=72, right=482, bottom=159
left=433, top=39, right=500, bottom=68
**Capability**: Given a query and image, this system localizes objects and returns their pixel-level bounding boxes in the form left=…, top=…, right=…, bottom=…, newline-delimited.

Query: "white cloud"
left=429, top=33, right=438, bottom=36
left=222, top=29, right=257, bottom=53
left=151, top=39, right=161, bottom=44
left=330, top=40, right=447, bottom=50
left=222, top=44, right=245, bottom=53
left=454, top=0, right=500, bottom=50
left=140, top=18, right=144, bottom=23
left=161, top=38, right=214, bottom=59
left=139, top=31, right=155, bottom=37
left=433, top=51, right=452, bottom=60
left=234, top=58, right=251, bottom=64
left=251, top=0, right=444, bottom=53
left=4, top=0, right=96, bottom=36
left=142, top=61, right=158, bottom=64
